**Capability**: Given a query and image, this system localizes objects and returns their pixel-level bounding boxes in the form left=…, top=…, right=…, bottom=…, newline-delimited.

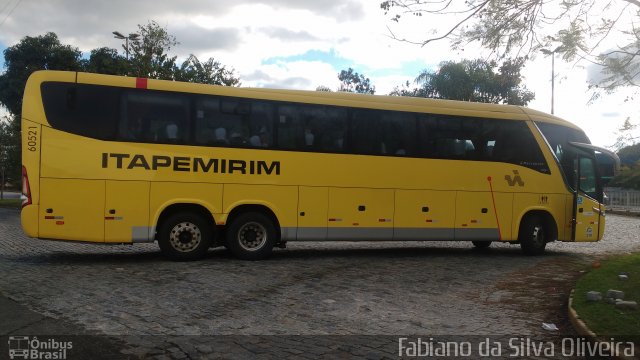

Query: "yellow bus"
left=20, top=70, right=618, bottom=260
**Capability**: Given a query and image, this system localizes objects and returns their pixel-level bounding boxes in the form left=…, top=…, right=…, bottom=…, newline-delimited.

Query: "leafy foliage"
left=381, top=0, right=640, bottom=92
left=612, top=118, right=640, bottom=151
left=609, top=142, right=640, bottom=190
left=0, top=23, right=242, bottom=188
left=315, top=85, right=333, bottom=92
left=82, top=47, right=129, bottom=75
left=0, top=32, right=82, bottom=116
left=618, top=143, right=640, bottom=165
left=391, top=58, right=534, bottom=105
left=127, top=20, right=179, bottom=80
left=176, top=55, right=240, bottom=86
left=338, top=68, right=376, bottom=94
left=0, top=115, right=21, bottom=188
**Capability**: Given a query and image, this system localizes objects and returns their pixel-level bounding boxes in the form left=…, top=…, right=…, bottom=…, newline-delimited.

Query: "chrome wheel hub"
left=169, top=222, right=201, bottom=252
left=237, top=222, right=267, bottom=251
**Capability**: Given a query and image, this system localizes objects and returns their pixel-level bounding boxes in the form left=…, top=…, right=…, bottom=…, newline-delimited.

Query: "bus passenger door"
left=39, top=179, right=105, bottom=242
left=573, top=156, right=601, bottom=242
left=105, top=181, right=150, bottom=243
left=297, top=186, right=328, bottom=241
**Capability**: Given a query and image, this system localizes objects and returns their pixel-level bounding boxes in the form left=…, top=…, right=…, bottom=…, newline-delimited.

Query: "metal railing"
left=605, top=188, right=640, bottom=211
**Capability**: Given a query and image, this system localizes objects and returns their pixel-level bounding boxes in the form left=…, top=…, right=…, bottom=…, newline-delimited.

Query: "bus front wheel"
left=225, top=212, right=276, bottom=260
left=158, top=213, right=212, bottom=261
left=518, top=215, right=547, bottom=256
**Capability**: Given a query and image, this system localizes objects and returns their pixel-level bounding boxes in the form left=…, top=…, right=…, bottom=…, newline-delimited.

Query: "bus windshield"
left=535, top=122, right=600, bottom=200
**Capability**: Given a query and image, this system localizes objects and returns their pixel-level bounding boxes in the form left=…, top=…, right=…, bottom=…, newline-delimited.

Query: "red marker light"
left=136, top=78, right=148, bottom=89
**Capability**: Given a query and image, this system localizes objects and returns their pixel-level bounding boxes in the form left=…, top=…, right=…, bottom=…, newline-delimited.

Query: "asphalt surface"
left=1, top=207, right=639, bottom=359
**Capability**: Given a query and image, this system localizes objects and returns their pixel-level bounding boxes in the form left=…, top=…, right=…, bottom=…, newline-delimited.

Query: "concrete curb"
left=568, top=289, right=637, bottom=360
left=567, top=289, right=597, bottom=338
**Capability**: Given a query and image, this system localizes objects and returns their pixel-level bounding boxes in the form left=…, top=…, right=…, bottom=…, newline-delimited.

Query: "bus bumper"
left=21, top=204, right=39, bottom=238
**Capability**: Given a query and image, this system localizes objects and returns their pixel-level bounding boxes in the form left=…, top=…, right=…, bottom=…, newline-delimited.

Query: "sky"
left=0, top=0, right=637, bottom=148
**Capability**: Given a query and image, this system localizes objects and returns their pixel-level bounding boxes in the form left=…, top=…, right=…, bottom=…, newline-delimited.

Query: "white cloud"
left=0, top=0, right=636, bottom=147
left=242, top=60, right=339, bottom=90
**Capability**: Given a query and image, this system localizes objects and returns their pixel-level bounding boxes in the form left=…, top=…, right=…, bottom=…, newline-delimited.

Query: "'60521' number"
left=27, top=126, right=38, bottom=151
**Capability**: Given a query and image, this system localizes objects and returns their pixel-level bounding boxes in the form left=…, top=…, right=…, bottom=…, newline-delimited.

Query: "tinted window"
left=351, top=110, right=417, bottom=156
left=351, top=110, right=383, bottom=155
left=41, top=82, right=120, bottom=140
left=418, top=115, right=549, bottom=173
left=417, top=115, right=482, bottom=160
left=120, top=90, right=189, bottom=143
left=536, top=122, right=591, bottom=186
left=484, top=119, right=549, bottom=173
left=194, top=97, right=273, bottom=147
left=276, top=104, right=347, bottom=152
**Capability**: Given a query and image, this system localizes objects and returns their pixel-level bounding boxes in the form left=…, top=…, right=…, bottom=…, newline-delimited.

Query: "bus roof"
left=26, top=70, right=581, bottom=131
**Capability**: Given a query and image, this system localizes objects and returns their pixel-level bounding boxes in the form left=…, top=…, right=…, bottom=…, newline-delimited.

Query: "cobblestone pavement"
left=1, top=207, right=639, bottom=359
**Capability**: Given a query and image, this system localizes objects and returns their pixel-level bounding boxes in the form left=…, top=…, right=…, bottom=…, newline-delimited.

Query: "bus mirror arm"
left=568, top=142, right=621, bottom=172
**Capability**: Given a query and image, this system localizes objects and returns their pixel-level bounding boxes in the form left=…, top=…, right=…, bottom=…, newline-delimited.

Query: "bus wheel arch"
left=517, top=210, right=558, bottom=256
left=224, top=204, right=281, bottom=260
left=156, top=203, right=216, bottom=261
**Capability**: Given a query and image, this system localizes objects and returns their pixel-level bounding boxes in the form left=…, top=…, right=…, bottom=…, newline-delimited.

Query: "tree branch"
left=422, top=0, right=490, bottom=47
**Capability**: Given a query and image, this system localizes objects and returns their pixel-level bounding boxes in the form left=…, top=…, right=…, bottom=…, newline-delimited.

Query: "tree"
left=609, top=141, right=640, bottom=189
left=0, top=32, right=82, bottom=116
left=175, top=55, right=240, bottom=86
left=617, top=142, right=640, bottom=165
left=0, top=33, right=82, bottom=189
left=0, top=115, right=21, bottom=190
left=338, top=68, right=376, bottom=94
left=612, top=118, right=639, bottom=151
left=315, top=85, right=333, bottom=92
left=127, top=20, right=179, bottom=80
left=392, top=58, right=534, bottom=105
left=83, top=47, right=129, bottom=76
left=381, top=0, right=640, bottom=92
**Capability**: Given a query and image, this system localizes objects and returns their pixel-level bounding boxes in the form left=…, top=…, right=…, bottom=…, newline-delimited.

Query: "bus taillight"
left=21, top=166, right=32, bottom=208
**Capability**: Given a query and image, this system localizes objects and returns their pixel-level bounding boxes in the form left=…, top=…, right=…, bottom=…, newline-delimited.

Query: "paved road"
left=0, top=207, right=638, bottom=359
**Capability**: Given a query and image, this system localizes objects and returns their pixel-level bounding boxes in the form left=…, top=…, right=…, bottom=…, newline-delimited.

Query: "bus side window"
left=249, top=102, right=273, bottom=148
left=487, top=119, right=549, bottom=173
left=380, top=112, right=416, bottom=156
left=276, top=104, right=347, bottom=153
left=42, top=83, right=120, bottom=141
left=121, top=90, right=189, bottom=144
left=351, top=109, right=383, bottom=155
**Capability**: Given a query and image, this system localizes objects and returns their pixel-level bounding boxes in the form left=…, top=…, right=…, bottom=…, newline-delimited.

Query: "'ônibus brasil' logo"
left=8, top=336, right=72, bottom=359
left=505, top=170, right=524, bottom=187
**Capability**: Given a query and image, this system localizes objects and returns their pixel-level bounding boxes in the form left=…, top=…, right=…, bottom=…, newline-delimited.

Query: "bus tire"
left=158, top=212, right=212, bottom=261
left=472, top=240, right=492, bottom=249
left=225, top=212, right=276, bottom=260
left=518, top=215, right=547, bottom=256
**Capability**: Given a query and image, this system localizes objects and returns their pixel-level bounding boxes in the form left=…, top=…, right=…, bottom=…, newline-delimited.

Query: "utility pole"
left=541, top=44, right=564, bottom=115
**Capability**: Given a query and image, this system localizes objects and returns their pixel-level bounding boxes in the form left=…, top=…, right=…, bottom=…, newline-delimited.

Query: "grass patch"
left=573, top=253, right=640, bottom=341
left=0, top=198, right=20, bottom=209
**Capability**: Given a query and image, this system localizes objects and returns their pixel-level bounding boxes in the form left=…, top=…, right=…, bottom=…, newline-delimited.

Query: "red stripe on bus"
left=136, top=78, right=148, bottom=89
left=487, top=176, right=503, bottom=241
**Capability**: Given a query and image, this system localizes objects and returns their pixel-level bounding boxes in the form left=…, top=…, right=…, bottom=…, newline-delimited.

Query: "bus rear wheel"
left=518, top=215, right=547, bottom=256
left=158, top=213, right=212, bottom=261
left=225, top=212, right=276, bottom=260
